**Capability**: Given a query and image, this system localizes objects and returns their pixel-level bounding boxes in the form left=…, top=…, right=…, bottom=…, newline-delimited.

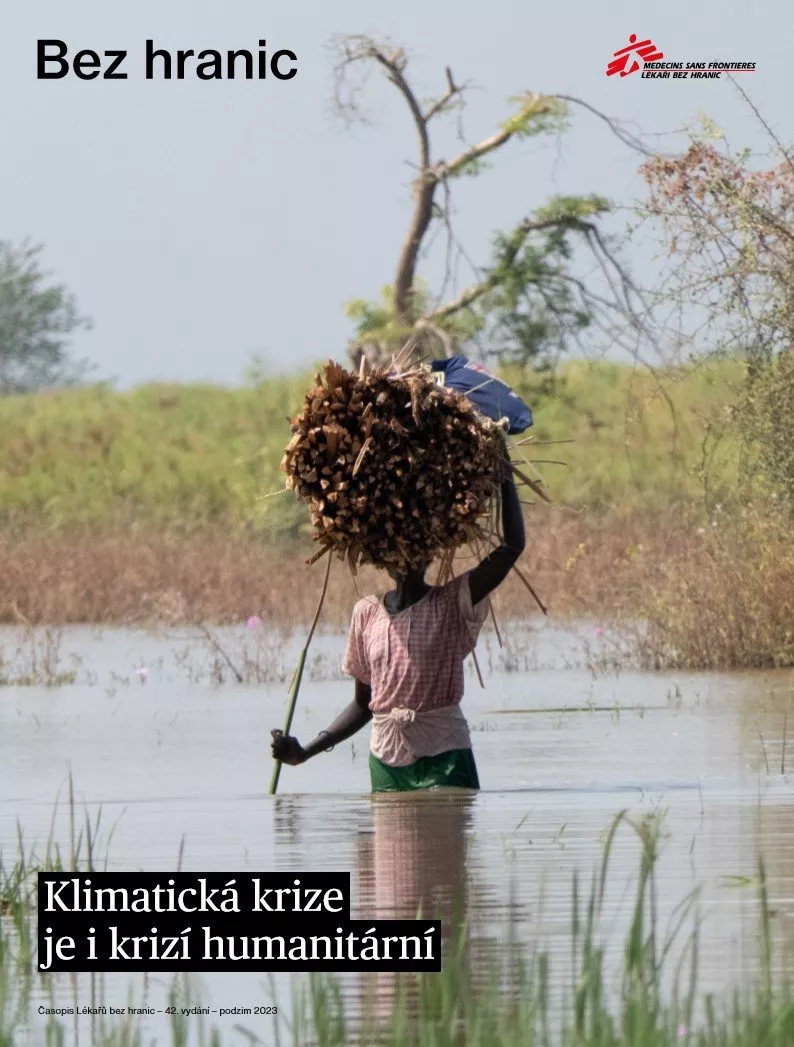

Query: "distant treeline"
left=0, top=359, right=743, bottom=539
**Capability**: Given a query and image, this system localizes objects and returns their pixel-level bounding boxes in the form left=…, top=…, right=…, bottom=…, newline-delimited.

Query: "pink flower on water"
left=247, top=615, right=262, bottom=630
left=594, top=626, right=604, bottom=637
left=677, top=1026, right=688, bottom=1038
left=136, top=667, right=149, bottom=681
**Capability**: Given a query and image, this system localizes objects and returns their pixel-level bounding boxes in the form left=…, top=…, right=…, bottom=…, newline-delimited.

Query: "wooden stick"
left=305, top=543, right=332, bottom=566
left=511, top=564, right=549, bottom=616
left=514, top=446, right=546, bottom=484
left=510, top=463, right=552, bottom=504
left=436, top=547, right=455, bottom=586
left=470, top=648, right=485, bottom=689
left=269, top=553, right=333, bottom=795
left=352, top=436, right=373, bottom=477
left=508, top=437, right=575, bottom=449
left=489, top=601, right=504, bottom=649
left=256, top=487, right=290, bottom=501
left=392, top=334, right=420, bottom=373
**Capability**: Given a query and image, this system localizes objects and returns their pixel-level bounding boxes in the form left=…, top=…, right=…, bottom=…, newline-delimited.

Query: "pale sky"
left=2, top=0, right=787, bottom=387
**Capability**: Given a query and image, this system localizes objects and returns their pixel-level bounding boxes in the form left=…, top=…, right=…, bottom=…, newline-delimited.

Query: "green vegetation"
left=628, top=508, right=794, bottom=669
left=3, top=356, right=793, bottom=670
left=0, top=359, right=744, bottom=539
left=745, top=349, right=794, bottom=517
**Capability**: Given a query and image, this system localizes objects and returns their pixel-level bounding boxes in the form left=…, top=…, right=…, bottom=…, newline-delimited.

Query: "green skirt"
left=369, top=748, right=480, bottom=794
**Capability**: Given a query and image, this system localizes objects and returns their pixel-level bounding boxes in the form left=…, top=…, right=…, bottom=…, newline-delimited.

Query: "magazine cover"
left=1, top=2, right=791, bottom=1044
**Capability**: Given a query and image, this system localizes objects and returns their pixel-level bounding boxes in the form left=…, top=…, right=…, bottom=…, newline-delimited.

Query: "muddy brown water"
left=1, top=622, right=793, bottom=1045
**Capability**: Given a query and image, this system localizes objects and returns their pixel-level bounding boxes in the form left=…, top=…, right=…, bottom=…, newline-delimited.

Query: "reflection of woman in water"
left=358, top=794, right=474, bottom=921
left=356, top=793, right=476, bottom=1021
left=270, top=465, right=525, bottom=793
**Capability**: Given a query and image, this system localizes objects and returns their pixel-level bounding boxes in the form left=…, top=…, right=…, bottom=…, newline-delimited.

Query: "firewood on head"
left=280, top=361, right=511, bottom=574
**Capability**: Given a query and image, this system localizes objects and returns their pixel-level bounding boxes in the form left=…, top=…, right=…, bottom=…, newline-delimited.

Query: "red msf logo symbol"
left=606, top=34, right=664, bottom=77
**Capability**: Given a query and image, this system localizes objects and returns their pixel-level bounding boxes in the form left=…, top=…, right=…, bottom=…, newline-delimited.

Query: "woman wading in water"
left=270, top=464, right=525, bottom=792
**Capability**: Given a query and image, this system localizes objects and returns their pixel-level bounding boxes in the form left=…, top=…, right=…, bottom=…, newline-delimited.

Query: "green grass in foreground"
left=0, top=359, right=745, bottom=537
left=2, top=807, right=793, bottom=1046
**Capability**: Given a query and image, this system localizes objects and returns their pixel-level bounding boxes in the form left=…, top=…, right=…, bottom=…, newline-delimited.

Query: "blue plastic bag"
left=430, top=356, right=533, bottom=434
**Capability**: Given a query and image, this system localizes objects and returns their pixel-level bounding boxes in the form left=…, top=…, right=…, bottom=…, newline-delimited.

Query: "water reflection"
left=354, top=792, right=476, bottom=1022
left=358, top=792, right=474, bottom=921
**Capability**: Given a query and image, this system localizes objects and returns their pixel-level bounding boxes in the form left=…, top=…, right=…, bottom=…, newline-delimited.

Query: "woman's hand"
left=271, top=689, right=373, bottom=768
left=270, top=729, right=307, bottom=765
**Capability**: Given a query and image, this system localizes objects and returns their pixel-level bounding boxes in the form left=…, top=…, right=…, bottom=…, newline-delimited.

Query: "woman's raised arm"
left=468, top=471, right=526, bottom=607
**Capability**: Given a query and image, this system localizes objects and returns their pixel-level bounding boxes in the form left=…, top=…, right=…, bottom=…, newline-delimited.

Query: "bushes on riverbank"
left=1, top=509, right=791, bottom=671
left=3, top=357, right=794, bottom=669
left=626, top=509, right=794, bottom=670
left=0, top=360, right=742, bottom=536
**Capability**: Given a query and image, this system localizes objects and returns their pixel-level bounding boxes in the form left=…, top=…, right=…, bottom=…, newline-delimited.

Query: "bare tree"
left=640, top=113, right=794, bottom=512
left=331, top=35, right=647, bottom=367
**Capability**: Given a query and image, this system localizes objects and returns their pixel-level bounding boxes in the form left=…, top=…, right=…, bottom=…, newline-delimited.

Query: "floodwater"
left=1, top=621, right=793, bottom=1045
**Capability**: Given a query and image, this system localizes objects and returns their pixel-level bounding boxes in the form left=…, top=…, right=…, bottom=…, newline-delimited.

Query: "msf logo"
left=606, top=34, right=664, bottom=77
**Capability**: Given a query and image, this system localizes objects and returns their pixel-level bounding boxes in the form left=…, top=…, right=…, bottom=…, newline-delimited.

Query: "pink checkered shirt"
left=342, top=574, right=489, bottom=767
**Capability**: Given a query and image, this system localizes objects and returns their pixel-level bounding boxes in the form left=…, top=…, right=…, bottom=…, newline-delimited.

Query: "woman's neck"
left=385, top=570, right=431, bottom=612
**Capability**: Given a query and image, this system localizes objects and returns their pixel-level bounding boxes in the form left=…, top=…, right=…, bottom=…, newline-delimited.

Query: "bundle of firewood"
left=279, top=360, right=506, bottom=573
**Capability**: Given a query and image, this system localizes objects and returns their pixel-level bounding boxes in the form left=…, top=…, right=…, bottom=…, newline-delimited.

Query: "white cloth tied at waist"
left=370, top=704, right=472, bottom=768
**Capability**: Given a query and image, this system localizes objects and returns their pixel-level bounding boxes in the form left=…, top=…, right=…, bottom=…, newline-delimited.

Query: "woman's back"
left=343, top=575, right=488, bottom=716
left=343, top=575, right=489, bottom=769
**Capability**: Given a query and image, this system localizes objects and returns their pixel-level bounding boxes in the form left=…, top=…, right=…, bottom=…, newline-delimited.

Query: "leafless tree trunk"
left=332, top=36, right=649, bottom=367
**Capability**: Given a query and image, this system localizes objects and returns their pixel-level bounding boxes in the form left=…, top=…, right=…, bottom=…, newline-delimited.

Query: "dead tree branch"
left=427, top=217, right=586, bottom=321
left=332, top=35, right=655, bottom=364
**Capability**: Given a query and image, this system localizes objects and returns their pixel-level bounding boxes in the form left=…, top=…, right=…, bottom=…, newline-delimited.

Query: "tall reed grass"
left=623, top=509, right=794, bottom=670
